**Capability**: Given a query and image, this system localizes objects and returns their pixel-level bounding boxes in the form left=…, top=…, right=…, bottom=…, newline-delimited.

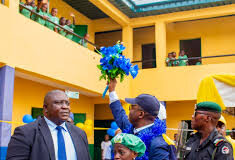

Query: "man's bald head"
left=43, top=90, right=67, bottom=106
left=43, top=90, right=70, bottom=125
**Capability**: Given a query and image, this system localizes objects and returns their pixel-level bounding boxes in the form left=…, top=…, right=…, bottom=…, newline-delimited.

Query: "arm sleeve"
left=101, top=142, right=104, bottom=150
left=215, top=142, right=234, bottom=160
left=109, top=100, right=132, bottom=131
left=109, top=91, right=119, bottom=104
left=6, top=127, right=31, bottom=160
left=149, top=137, right=170, bottom=160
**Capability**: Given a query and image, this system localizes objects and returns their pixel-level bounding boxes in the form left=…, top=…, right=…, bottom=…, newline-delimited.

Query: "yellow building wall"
left=129, top=17, right=235, bottom=101
left=94, top=104, right=114, bottom=120
left=222, top=113, right=235, bottom=131
left=12, top=77, right=94, bottom=144
left=93, top=18, right=121, bottom=33
left=5, top=0, right=95, bottom=50
left=130, top=63, right=235, bottom=101
left=97, top=16, right=235, bottom=68
left=167, top=16, right=235, bottom=64
left=166, top=100, right=196, bottom=139
left=133, top=27, right=155, bottom=69
left=0, top=4, right=129, bottom=100
left=49, top=0, right=95, bottom=50
left=131, top=16, right=235, bottom=65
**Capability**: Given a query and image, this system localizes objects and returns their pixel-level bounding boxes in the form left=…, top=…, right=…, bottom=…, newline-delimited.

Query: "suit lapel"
left=38, top=117, right=56, bottom=160
left=66, top=123, right=85, bottom=160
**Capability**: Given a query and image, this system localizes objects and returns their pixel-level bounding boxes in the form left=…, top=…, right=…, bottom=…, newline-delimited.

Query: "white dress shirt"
left=133, top=123, right=154, bottom=134
left=109, top=91, right=119, bottom=104
left=44, top=116, right=77, bottom=160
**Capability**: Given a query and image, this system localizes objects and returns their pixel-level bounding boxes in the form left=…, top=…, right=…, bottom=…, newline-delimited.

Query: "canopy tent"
left=197, top=74, right=235, bottom=110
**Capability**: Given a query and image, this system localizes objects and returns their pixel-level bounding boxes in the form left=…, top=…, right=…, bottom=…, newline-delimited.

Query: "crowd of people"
left=166, top=50, right=201, bottom=67
left=19, top=0, right=89, bottom=47
left=5, top=80, right=234, bottom=160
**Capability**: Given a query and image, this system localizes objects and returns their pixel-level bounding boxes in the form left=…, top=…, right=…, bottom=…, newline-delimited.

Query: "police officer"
left=184, top=101, right=234, bottom=160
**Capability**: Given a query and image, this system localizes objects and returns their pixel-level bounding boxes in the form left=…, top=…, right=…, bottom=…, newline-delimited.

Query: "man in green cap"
left=112, top=133, right=146, bottom=160
left=184, top=101, right=234, bottom=160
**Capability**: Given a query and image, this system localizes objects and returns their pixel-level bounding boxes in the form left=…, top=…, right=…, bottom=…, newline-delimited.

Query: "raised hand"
left=108, top=79, right=117, bottom=92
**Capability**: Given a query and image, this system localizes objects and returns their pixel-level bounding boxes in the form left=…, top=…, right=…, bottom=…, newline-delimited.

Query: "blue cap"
left=125, top=94, right=160, bottom=116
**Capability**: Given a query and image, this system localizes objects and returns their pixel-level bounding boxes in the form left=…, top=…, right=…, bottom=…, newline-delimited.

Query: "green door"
left=72, top=25, right=88, bottom=43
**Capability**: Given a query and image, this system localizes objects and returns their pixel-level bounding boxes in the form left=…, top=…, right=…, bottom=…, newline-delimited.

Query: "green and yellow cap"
left=196, top=101, right=222, bottom=113
left=111, top=133, right=146, bottom=157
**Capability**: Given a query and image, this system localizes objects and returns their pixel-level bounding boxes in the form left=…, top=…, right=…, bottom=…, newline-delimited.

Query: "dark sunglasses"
left=193, top=111, right=210, bottom=117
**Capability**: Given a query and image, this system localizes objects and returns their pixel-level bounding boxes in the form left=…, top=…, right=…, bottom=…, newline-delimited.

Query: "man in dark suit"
left=6, top=90, right=91, bottom=160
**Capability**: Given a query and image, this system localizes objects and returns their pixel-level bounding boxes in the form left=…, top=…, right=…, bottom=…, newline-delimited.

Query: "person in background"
left=36, top=0, right=43, bottom=11
left=216, top=115, right=235, bottom=159
left=67, top=13, right=76, bottom=29
left=46, top=8, right=59, bottom=32
left=79, top=33, right=89, bottom=48
left=195, top=59, right=202, bottom=65
left=174, top=133, right=179, bottom=146
left=171, top=52, right=179, bottom=66
left=67, top=112, right=74, bottom=124
left=65, top=20, right=74, bottom=40
left=58, top=17, right=67, bottom=37
left=64, top=13, right=77, bottom=40
left=166, top=52, right=173, bottom=66
left=35, top=3, right=49, bottom=26
left=112, top=133, right=146, bottom=160
left=232, top=128, right=235, bottom=140
left=31, top=0, right=43, bottom=21
left=101, top=134, right=112, bottom=160
left=30, top=1, right=37, bottom=10
left=20, top=0, right=33, bottom=19
left=67, top=117, right=74, bottom=124
left=178, top=50, right=188, bottom=66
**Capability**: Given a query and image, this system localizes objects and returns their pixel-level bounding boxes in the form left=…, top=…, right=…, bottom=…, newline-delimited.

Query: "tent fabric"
left=214, top=79, right=235, bottom=107
left=197, top=75, right=235, bottom=110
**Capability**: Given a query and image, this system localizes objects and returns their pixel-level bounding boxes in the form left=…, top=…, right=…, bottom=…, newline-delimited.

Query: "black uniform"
left=184, top=129, right=233, bottom=160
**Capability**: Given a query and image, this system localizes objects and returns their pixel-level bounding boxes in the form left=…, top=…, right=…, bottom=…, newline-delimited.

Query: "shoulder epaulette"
left=162, top=134, right=175, bottom=146
left=214, top=138, right=226, bottom=147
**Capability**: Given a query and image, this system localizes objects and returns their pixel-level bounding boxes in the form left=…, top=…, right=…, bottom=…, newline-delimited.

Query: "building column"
left=155, top=21, right=167, bottom=68
left=0, top=66, right=15, bottom=159
left=122, top=25, right=133, bottom=61
left=9, top=0, right=19, bottom=12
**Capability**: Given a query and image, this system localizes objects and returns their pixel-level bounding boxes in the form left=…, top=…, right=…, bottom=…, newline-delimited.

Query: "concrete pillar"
left=155, top=21, right=167, bottom=68
left=9, top=0, right=19, bottom=12
left=0, top=66, right=15, bottom=159
left=122, top=25, right=133, bottom=61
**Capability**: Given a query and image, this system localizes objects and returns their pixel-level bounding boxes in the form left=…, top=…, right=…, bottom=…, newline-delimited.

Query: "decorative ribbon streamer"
left=102, top=85, right=109, bottom=99
left=0, top=120, right=234, bottom=132
left=0, top=120, right=24, bottom=125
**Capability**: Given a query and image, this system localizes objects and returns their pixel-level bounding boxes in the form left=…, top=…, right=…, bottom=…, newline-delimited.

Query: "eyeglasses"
left=193, top=111, right=210, bottom=117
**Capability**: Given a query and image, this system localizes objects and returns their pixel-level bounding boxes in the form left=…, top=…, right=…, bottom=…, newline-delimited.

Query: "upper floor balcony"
left=0, top=2, right=130, bottom=100
left=1, top=0, right=235, bottom=101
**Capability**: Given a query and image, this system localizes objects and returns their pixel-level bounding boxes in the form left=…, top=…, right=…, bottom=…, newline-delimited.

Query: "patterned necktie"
left=56, top=126, right=67, bottom=160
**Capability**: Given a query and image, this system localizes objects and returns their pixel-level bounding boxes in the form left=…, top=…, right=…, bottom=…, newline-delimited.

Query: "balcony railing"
left=19, top=3, right=98, bottom=49
left=132, top=54, right=235, bottom=67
